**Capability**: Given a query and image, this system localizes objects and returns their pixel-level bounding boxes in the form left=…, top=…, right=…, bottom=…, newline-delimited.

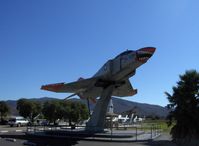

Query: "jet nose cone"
left=136, top=47, right=156, bottom=62
left=138, top=47, right=156, bottom=54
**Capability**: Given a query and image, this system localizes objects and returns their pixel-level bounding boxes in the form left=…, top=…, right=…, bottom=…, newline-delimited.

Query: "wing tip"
left=41, top=82, right=65, bottom=92
left=129, top=89, right=137, bottom=96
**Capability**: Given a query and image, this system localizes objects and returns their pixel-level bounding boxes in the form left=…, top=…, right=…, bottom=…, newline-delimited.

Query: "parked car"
left=35, top=119, right=49, bottom=126
left=8, top=116, right=29, bottom=127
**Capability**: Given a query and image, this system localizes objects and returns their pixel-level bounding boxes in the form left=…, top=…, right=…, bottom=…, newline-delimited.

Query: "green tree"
left=42, top=100, right=62, bottom=124
left=79, top=103, right=89, bottom=121
left=66, top=101, right=88, bottom=125
left=59, top=101, right=89, bottom=125
left=61, top=101, right=72, bottom=124
left=0, top=101, right=10, bottom=122
left=17, top=98, right=41, bottom=122
left=42, top=100, right=89, bottom=125
left=165, top=70, right=199, bottom=141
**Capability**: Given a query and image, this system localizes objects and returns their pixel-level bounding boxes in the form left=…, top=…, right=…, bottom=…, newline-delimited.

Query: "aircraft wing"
left=41, top=77, right=97, bottom=93
left=112, top=79, right=137, bottom=97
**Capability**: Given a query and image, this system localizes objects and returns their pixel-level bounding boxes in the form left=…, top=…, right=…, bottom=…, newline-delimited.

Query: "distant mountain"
left=5, top=97, right=169, bottom=118
left=111, top=97, right=168, bottom=118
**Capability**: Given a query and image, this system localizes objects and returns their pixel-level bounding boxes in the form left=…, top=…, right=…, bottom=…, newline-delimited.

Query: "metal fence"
left=26, top=124, right=161, bottom=141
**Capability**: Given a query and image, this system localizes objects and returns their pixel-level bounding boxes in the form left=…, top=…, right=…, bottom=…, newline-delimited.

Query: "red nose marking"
left=138, top=47, right=156, bottom=53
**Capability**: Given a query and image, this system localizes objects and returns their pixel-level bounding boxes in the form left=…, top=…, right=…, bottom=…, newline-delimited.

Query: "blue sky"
left=0, top=0, right=198, bottom=106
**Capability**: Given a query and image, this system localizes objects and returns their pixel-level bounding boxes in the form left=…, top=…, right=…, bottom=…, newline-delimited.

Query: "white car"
left=8, top=116, right=29, bottom=127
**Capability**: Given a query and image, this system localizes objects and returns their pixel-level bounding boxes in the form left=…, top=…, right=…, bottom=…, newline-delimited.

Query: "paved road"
left=0, top=137, right=25, bottom=146
left=0, top=125, right=27, bottom=133
left=0, top=132, right=177, bottom=146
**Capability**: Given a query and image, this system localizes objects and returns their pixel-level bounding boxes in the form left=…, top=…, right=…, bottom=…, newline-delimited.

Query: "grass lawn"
left=141, top=119, right=174, bottom=133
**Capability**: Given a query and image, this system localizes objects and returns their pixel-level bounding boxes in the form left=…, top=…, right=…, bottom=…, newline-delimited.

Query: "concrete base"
left=86, top=85, right=114, bottom=132
left=24, top=129, right=156, bottom=142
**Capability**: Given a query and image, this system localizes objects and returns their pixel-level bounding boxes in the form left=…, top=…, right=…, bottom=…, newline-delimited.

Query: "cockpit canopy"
left=115, top=50, right=135, bottom=59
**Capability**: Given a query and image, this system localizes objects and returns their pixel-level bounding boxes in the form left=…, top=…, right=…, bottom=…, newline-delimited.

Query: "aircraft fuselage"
left=80, top=47, right=156, bottom=99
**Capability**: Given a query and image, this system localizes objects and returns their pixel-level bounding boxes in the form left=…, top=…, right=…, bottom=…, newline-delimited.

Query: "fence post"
left=111, top=128, right=112, bottom=141
left=34, top=124, right=35, bottom=133
left=136, top=127, right=137, bottom=141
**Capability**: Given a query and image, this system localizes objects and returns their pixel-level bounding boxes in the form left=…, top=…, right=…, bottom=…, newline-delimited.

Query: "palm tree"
left=165, top=70, right=199, bottom=142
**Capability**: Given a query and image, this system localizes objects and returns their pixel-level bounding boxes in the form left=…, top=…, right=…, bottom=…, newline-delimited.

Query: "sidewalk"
left=148, top=133, right=177, bottom=146
left=76, top=133, right=177, bottom=146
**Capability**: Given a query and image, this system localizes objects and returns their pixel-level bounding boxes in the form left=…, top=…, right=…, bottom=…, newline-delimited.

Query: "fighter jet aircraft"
left=41, top=47, right=156, bottom=102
